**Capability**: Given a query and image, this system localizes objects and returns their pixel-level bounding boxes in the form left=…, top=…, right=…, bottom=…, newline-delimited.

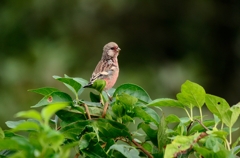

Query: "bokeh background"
left=1, top=0, right=240, bottom=133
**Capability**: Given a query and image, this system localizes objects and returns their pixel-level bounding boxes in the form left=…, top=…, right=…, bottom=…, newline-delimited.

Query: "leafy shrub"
left=0, top=75, right=240, bottom=158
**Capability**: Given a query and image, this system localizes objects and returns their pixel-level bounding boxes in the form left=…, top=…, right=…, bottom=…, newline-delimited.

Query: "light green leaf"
left=0, top=128, right=4, bottom=140
left=222, top=108, right=240, bottom=128
left=164, top=133, right=201, bottom=158
left=176, top=80, right=205, bottom=108
left=15, top=110, right=42, bottom=122
left=109, top=144, right=140, bottom=158
left=28, top=87, right=60, bottom=96
left=113, top=83, right=152, bottom=103
left=11, top=121, right=40, bottom=132
left=165, top=114, right=180, bottom=124
left=205, top=94, right=230, bottom=120
left=5, top=120, right=26, bottom=129
left=148, top=98, right=184, bottom=108
left=41, top=103, right=69, bottom=124
left=31, top=91, right=72, bottom=108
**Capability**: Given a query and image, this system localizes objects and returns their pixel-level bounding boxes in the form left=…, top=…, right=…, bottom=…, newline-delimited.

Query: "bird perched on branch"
left=84, top=42, right=121, bottom=91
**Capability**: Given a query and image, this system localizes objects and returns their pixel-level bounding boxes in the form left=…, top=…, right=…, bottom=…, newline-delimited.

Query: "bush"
left=0, top=75, right=240, bottom=158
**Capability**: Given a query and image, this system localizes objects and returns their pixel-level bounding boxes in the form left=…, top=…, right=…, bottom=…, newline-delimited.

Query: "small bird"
left=84, top=42, right=121, bottom=92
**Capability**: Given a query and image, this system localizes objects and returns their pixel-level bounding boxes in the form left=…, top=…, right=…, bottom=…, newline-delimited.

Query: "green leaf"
left=0, top=128, right=4, bottom=140
left=109, top=144, right=140, bottom=158
left=176, top=80, right=205, bottom=108
left=28, top=87, right=60, bottom=96
left=81, top=142, right=108, bottom=158
left=138, top=123, right=158, bottom=146
left=134, top=107, right=159, bottom=125
left=5, top=120, right=26, bottom=129
left=84, top=79, right=106, bottom=92
left=11, top=121, right=40, bottom=132
left=90, top=92, right=100, bottom=102
left=94, top=119, right=131, bottom=139
left=148, top=98, right=184, bottom=108
left=222, top=107, right=240, bottom=127
left=117, top=93, right=138, bottom=110
left=112, top=102, right=124, bottom=117
left=164, top=133, right=201, bottom=158
left=79, top=132, right=97, bottom=150
left=53, top=76, right=81, bottom=95
left=205, top=94, right=230, bottom=120
left=233, top=145, right=240, bottom=155
left=158, top=116, right=169, bottom=153
left=41, top=103, right=69, bottom=124
left=165, top=114, right=180, bottom=124
left=113, top=83, right=152, bottom=103
left=15, top=110, right=42, bottom=122
left=31, top=91, right=72, bottom=108
left=189, top=120, right=215, bottom=135
left=60, top=120, right=91, bottom=140
left=142, top=142, right=153, bottom=153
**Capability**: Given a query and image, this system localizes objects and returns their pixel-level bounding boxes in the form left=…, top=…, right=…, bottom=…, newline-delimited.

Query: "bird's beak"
left=117, top=47, right=121, bottom=52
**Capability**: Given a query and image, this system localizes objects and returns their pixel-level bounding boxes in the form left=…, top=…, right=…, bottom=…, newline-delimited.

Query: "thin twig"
left=132, top=139, right=153, bottom=158
left=194, top=119, right=209, bottom=131
left=83, top=103, right=91, bottom=120
left=102, top=102, right=109, bottom=118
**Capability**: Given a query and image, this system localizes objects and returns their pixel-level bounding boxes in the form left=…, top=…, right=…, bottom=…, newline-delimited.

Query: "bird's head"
left=102, top=42, right=121, bottom=59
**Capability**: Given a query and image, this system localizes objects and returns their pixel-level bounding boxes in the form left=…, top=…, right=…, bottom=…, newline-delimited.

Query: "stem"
left=132, top=139, right=153, bottom=158
left=225, top=137, right=231, bottom=151
left=199, top=107, right=203, bottom=122
left=190, top=104, right=193, bottom=119
left=102, top=102, right=109, bottom=118
left=184, top=108, right=192, bottom=121
left=195, top=119, right=209, bottom=131
left=229, top=127, right=232, bottom=145
left=221, top=122, right=224, bottom=130
left=83, top=103, right=91, bottom=120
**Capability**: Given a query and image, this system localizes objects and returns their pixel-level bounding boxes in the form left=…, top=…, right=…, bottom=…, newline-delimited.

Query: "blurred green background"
left=0, top=0, right=240, bottom=130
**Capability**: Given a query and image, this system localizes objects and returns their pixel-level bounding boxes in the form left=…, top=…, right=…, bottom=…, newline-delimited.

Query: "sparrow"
left=84, top=42, right=121, bottom=91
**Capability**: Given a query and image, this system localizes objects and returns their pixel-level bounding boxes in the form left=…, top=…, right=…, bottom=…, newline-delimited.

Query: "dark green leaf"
left=176, top=80, right=205, bottom=108
left=28, top=87, right=60, bottom=96
left=109, top=144, right=140, bottom=158
left=81, top=142, right=108, bottom=158
left=79, top=132, right=97, bottom=150
left=94, top=119, right=131, bottom=139
left=142, top=142, right=153, bottom=153
left=138, top=123, right=158, bottom=146
left=60, top=120, right=91, bottom=140
left=90, top=92, right=100, bottom=102
left=148, top=98, right=184, bottom=108
left=31, top=91, right=72, bottom=108
left=113, top=83, right=151, bottom=103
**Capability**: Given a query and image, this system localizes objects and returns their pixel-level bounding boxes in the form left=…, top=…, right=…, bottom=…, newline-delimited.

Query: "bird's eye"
left=110, top=47, right=115, bottom=50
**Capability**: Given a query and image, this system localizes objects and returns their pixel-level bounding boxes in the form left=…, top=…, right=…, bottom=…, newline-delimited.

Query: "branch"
left=83, top=103, right=91, bottom=120
left=194, top=119, right=209, bottom=131
left=102, top=102, right=109, bottom=118
left=132, top=139, right=153, bottom=158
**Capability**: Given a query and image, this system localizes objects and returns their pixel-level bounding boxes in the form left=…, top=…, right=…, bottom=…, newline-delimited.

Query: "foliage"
left=0, top=75, right=240, bottom=158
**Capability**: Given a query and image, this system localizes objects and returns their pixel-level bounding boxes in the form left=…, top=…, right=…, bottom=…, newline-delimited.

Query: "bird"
left=84, top=42, right=121, bottom=93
